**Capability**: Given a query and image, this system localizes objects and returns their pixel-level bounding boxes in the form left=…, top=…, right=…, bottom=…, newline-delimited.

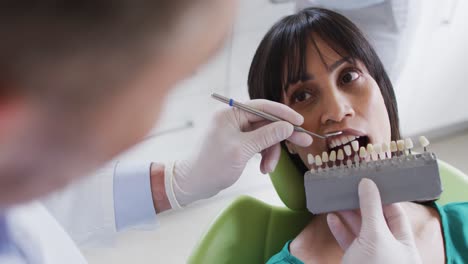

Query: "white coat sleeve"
left=41, top=161, right=158, bottom=247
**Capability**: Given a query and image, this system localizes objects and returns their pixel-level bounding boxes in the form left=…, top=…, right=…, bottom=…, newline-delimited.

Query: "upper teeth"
left=329, top=135, right=360, bottom=149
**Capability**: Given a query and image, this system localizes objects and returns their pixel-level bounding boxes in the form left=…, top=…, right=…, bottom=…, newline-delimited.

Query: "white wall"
left=396, top=0, right=468, bottom=136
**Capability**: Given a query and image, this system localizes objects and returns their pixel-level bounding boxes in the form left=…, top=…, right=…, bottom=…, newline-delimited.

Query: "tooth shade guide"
left=328, top=151, right=337, bottom=168
left=307, top=153, right=315, bottom=166
left=344, top=145, right=352, bottom=156
left=419, top=136, right=430, bottom=147
left=419, top=136, right=430, bottom=152
left=359, top=146, right=367, bottom=160
left=390, top=141, right=398, bottom=155
left=404, top=138, right=414, bottom=155
left=378, top=152, right=386, bottom=160
left=381, top=142, right=389, bottom=153
left=315, top=155, right=323, bottom=167
left=373, top=144, right=384, bottom=160
left=305, top=136, right=435, bottom=205
left=366, top=143, right=377, bottom=161
left=337, top=149, right=344, bottom=160
left=322, top=152, right=329, bottom=163
left=373, top=143, right=382, bottom=155
left=304, top=148, right=441, bottom=214
left=366, top=143, right=374, bottom=154
left=337, top=149, right=344, bottom=166
left=351, top=140, right=359, bottom=152
left=396, top=139, right=405, bottom=156
left=405, top=138, right=414, bottom=149
left=381, top=142, right=390, bottom=159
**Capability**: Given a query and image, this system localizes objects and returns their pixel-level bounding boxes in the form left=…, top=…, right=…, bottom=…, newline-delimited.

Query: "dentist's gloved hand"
left=172, top=99, right=312, bottom=206
left=327, top=178, right=422, bottom=264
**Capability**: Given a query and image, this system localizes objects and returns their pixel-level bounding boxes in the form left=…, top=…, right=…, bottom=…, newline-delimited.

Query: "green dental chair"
left=188, top=149, right=468, bottom=264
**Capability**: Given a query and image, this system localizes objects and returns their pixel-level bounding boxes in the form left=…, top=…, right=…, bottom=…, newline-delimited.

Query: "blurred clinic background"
left=76, top=0, right=468, bottom=262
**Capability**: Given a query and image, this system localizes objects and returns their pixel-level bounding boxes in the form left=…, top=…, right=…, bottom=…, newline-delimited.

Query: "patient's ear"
left=285, top=141, right=297, bottom=154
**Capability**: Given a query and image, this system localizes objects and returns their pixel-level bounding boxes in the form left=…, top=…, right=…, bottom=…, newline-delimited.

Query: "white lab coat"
left=2, top=164, right=119, bottom=263
left=41, top=163, right=118, bottom=247
left=7, top=202, right=88, bottom=264
left=2, top=164, right=118, bottom=263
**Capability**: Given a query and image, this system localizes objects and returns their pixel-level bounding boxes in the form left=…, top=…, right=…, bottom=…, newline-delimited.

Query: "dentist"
left=0, top=1, right=312, bottom=263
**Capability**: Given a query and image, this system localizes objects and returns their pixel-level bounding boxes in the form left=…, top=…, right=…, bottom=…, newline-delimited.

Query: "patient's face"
left=282, top=37, right=391, bottom=168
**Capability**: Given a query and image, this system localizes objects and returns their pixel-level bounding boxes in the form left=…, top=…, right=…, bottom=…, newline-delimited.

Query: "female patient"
left=248, top=8, right=468, bottom=264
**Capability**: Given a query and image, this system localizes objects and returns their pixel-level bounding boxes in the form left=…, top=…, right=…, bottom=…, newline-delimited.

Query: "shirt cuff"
left=113, top=161, right=157, bottom=231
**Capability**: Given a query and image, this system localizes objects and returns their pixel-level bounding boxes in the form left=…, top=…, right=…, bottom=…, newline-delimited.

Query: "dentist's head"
left=0, top=0, right=237, bottom=207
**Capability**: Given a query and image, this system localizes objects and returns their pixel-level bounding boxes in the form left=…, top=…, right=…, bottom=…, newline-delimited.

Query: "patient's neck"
left=290, top=213, right=343, bottom=260
left=299, top=202, right=436, bottom=242
left=289, top=202, right=444, bottom=263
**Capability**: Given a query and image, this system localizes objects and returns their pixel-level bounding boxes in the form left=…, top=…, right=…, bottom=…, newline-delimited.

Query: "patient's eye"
left=340, top=69, right=360, bottom=85
left=291, top=88, right=318, bottom=105
left=292, top=90, right=311, bottom=103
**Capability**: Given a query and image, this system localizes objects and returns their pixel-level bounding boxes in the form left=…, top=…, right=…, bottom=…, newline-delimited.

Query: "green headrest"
left=269, top=148, right=307, bottom=211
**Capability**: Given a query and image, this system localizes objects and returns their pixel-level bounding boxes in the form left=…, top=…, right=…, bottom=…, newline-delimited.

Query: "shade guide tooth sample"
left=315, top=155, right=323, bottom=166
left=322, top=152, right=329, bottom=163
left=337, top=149, right=344, bottom=161
left=382, top=142, right=389, bottom=153
left=367, top=143, right=377, bottom=160
left=405, top=138, right=414, bottom=150
left=390, top=141, right=398, bottom=152
left=366, top=143, right=374, bottom=154
left=344, top=145, right=352, bottom=156
left=359, top=147, right=367, bottom=159
left=381, top=143, right=390, bottom=158
left=419, top=136, right=430, bottom=147
left=351, top=140, right=359, bottom=152
left=307, top=153, right=315, bottom=165
left=373, top=144, right=382, bottom=155
left=397, top=140, right=405, bottom=151
left=329, top=150, right=337, bottom=162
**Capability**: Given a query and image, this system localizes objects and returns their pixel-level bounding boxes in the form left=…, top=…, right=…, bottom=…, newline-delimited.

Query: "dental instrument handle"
left=211, top=93, right=340, bottom=139
left=293, top=126, right=325, bottom=139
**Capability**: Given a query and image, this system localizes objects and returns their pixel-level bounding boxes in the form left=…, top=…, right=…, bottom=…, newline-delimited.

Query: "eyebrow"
left=328, top=56, right=352, bottom=72
left=286, top=56, right=352, bottom=85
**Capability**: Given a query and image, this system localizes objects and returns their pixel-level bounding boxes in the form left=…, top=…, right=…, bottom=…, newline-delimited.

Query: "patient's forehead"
left=304, top=37, right=348, bottom=72
left=283, top=38, right=350, bottom=87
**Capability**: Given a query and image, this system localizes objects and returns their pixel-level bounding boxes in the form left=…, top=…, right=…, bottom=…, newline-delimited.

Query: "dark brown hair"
left=248, top=7, right=401, bottom=173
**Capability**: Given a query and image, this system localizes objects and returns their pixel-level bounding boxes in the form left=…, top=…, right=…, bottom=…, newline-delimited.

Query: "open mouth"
left=327, top=135, right=370, bottom=155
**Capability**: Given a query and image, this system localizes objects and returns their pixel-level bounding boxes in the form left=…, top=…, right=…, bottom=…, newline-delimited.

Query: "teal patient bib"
left=267, top=202, right=468, bottom=264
